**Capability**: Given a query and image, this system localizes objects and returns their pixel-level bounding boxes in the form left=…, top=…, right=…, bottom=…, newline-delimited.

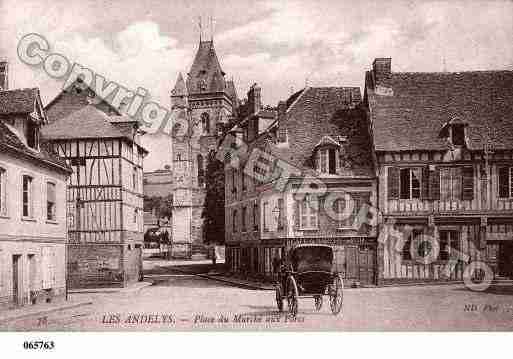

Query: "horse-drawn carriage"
left=275, top=244, right=344, bottom=316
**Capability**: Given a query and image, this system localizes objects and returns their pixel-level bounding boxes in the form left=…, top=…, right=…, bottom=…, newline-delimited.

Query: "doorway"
left=498, top=242, right=513, bottom=278
left=12, top=254, right=22, bottom=306
left=344, top=245, right=376, bottom=286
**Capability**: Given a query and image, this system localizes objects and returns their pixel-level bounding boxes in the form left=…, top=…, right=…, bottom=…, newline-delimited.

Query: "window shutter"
left=294, top=200, right=300, bottom=228
left=387, top=167, right=400, bottom=199
left=429, top=167, right=440, bottom=200
left=461, top=166, right=474, bottom=200
left=499, top=167, right=509, bottom=198
left=421, top=167, right=429, bottom=199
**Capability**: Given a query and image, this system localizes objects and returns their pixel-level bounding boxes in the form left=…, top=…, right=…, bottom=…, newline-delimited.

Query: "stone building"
left=0, top=84, right=71, bottom=309
left=42, top=81, right=147, bottom=288
left=169, top=39, right=238, bottom=254
left=365, top=58, right=513, bottom=283
left=224, top=86, right=379, bottom=286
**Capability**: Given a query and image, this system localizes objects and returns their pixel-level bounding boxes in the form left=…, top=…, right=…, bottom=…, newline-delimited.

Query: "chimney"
left=277, top=101, right=287, bottom=143
left=0, top=61, right=8, bottom=90
left=372, top=58, right=391, bottom=82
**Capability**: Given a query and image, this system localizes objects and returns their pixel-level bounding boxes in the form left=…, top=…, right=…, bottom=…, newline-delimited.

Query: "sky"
left=1, top=0, right=512, bottom=170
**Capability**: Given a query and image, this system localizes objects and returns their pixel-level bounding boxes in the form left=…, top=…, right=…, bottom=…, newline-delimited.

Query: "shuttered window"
left=46, top=182, right=56, bottom=221
left=461, top=166, right=474, bottom=200
left=498, top=167, right=512, bottom=198
left=387, top=167, right=400, bottom=199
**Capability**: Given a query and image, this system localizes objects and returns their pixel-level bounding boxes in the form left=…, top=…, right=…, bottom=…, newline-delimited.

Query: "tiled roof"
left=0, top=121, right=70, bottom=172
left=41, top=105, right=132, bottom=140
left=366, top=70, right=513, bottom=151
left=244, top=87, right=372, bottom=178
left=0, top=88, right=39, bottom=115
left=186, top=41, right=226, bottom=95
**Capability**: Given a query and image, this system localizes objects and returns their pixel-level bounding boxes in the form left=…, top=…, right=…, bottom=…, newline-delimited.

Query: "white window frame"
left=299, top=196, right=318, bottom=230
left=336, top=193, right=357, bottom=230
left=399, top=167, right=421, bottom=200
left=22, top=174, right=34, bottom=219
left=317, top=147, right=338, bottom=174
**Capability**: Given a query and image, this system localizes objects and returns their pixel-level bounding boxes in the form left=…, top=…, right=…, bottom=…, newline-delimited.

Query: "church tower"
left=170, top=39, right=238, bottom=255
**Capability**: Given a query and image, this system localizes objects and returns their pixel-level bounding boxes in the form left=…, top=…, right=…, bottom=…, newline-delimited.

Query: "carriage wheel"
left=314, top=295, right=323, bottom=311
left=286, top=276, right=298, bottom=317
left=329, top=274, right=344, bottom=315
left=275, top=285, right=284, bottom=312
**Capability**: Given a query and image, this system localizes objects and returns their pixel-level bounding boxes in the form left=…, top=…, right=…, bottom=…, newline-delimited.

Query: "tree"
left=143, top=194, right=173, bottom=220
left=202, top=150, right=225, bottom=245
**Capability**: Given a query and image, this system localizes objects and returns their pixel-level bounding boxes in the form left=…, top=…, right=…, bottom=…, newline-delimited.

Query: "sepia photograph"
left=0, top=0, right=513, bottom=351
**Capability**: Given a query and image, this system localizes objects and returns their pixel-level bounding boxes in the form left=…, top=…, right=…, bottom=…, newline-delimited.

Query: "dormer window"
left=317, top=147, right=337, bottom=174
left=25, top=120, right=39, bottom=150
left=440, top=117, right=468, bottom=148
left=451, top=124, right=465, bottom=146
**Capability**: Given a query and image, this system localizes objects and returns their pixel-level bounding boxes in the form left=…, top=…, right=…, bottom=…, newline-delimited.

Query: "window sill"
left=46, top=220, right=59, bottom=225
left=21, top=217, right=37, bottom=222
left=337, top=227, right=357, bottom=231
left=0, top=213, right=10, bottom=219
left=298, top=227, right=318, bottom=231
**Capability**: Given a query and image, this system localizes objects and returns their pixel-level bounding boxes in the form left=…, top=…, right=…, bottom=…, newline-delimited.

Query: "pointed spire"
left=172, top=72, right=187, bottom=97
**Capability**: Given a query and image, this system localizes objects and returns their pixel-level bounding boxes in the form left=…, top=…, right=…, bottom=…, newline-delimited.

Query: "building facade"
left=42, top=81, right=147, bottom=288
left=170, top=39, right=238, bottom=253
left=0, top=86, right=71, bottom=309
left=225, top=86, right=379, bottom=286
left=365, top=58, right=513, bottom=283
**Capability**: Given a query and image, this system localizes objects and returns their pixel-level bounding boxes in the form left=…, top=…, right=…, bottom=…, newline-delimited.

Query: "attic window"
left=316, top=147, right=337, bottom=174
left=451, top=124, right=465, bottom=146
left=25, top=120, right=39, bottom=150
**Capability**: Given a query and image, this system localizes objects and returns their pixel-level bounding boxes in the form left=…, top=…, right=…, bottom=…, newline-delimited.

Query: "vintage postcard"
left=1, top=0, right=513, bottom=348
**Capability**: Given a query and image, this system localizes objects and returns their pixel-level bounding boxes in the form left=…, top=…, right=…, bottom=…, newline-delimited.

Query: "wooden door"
left=487, top=242, right=500, bottom=276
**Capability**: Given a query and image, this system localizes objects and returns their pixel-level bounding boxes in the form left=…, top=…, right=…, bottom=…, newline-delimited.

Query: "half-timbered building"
left=42, top=83, right=147, bottom=288
left=0, top=85, right=71, bottom=309
left=225, top=86, right=379, bottom=286
left=365, top=58, right=513, bottom=284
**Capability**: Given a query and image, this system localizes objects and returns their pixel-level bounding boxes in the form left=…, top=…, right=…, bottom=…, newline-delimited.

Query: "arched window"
left=197, top=154, right=204, bottom=187
left=201, top=112, right=210, bottom=134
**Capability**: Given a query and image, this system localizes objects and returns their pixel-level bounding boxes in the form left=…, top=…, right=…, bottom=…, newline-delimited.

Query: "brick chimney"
left=0, top=61, right=8, bottom=90
left=277, top=101, right=287, bottom=143
left=372, top=58, right=391, bottom=83
left=247, top=83, right=262, bottom=115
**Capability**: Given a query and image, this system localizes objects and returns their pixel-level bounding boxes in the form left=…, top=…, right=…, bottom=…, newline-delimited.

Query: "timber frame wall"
left=50, top=137, right=145, bottom=287
left=377, top=149, right=513, bottom=283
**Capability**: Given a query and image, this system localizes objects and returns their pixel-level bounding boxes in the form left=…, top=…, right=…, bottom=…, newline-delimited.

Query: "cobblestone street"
left=3, top=262, right=513, bottom=331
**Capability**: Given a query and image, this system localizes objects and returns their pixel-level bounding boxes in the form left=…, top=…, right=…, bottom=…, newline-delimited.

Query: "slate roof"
left=186, top=40, right=227, bottom=95
left=41, top=105, right=136, bottom=141
left=0, top=121, right=70, bottom=173
left=171, top=72, right=187, bottom=97
left=0, top=88, right=39, bottom=116
left=366, top=69, right=513, bottom=151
